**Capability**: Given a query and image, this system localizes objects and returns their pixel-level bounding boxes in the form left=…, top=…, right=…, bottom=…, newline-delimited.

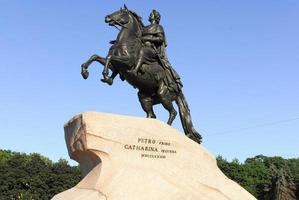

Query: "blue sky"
left=1, top=1, right=298, bottom=164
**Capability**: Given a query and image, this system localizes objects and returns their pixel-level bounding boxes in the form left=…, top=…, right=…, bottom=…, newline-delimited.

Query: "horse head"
left=105, top=6, right=130, bottom=27
left=105, top=5, right=143, bottom=37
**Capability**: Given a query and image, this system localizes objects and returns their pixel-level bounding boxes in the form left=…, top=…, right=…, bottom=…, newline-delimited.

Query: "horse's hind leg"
left=138, top=92, right=156, bottom=118
left=157, top=82, right=177, bottom=125
left=162, top=100, right=177, bottom=125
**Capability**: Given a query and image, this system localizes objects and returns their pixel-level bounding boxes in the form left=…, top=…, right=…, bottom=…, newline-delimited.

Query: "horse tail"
left=175, top=92, right=202, bottom=144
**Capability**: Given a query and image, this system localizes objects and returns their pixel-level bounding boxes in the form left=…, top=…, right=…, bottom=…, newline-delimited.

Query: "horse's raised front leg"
left=101, top=55, right=114, bottom=85
left=81, top=54, right=106, bottom=79
left=101, top=70, right=117, bottom=86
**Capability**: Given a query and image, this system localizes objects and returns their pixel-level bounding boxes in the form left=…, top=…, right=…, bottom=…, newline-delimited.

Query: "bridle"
left=110, top=11, right=129, bottom=31
left=109, top=11, right=142, bottom=40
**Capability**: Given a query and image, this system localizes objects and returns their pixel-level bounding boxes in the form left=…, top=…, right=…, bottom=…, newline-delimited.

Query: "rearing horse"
left=81, top=6, right=202, bottom=144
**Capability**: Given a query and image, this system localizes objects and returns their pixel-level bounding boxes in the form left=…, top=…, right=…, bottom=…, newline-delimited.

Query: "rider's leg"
left=157, top=81, right=177, bottom=125
left=130, top=48, right=145, bottom=74
left=138, top=92, right=156, bottom=118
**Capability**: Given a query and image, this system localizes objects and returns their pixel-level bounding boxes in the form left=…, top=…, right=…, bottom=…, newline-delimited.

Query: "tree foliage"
left=0, top=150, right=81, bottom=200
left=217, top=155, right=299, bottom=199
left=1, top=149, right=298, bottom=200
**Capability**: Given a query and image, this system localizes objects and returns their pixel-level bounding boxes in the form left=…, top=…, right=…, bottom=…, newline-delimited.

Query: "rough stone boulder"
left=51, top=112, right=256, bottom=200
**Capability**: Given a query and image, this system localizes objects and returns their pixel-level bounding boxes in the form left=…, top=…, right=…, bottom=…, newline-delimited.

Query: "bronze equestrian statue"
left=81, top=5, right=202, bottom=144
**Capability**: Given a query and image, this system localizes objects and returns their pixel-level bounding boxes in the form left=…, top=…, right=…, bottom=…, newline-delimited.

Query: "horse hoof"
left=107, top=79, right=113, bottom=85
left=81, top=70, right=89, bottom=79
left=101, top=78, right=113, bottom=85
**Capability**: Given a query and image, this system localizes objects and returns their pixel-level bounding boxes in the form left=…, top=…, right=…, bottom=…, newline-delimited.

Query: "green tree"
left=217, top=155, right=299, bottom=199
left=0, top=150, right=81, bottom=200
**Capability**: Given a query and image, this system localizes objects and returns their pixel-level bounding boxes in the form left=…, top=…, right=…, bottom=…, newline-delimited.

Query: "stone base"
left=51, top=112, right=256, bottom=200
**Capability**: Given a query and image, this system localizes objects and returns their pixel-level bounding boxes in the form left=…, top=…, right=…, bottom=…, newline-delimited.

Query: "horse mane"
left=128, top=10, right=144, bottom=28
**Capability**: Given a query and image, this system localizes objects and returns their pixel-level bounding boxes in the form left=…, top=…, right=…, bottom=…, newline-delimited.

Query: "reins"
left=110, top=11, right=142, bottom=44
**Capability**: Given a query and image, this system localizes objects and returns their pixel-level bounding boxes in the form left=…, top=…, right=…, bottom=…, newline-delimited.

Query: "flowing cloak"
left=142, top=23, right=183, bottom=93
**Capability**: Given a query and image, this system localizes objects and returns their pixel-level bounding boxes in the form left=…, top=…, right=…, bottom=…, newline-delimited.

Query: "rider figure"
left=130, top=9, right=182, bottom=91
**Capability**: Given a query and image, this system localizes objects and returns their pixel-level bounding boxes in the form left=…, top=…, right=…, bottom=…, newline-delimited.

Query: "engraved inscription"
left=124, top=144, right=158, bottom=152
left=124, top=137, right=177, bottom=159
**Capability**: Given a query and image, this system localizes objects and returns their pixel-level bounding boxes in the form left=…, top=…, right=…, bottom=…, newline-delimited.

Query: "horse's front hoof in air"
left=81, top=67, right=89, bottom=79
left=101, top=77, right=113, bottom=85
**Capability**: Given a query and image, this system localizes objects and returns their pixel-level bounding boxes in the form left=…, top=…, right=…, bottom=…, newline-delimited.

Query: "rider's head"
left=149, top=9, right=161, bottom=24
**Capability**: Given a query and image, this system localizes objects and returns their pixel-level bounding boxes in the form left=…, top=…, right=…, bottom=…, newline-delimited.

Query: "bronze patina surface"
left=81, top=5, right=202, bottom=144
